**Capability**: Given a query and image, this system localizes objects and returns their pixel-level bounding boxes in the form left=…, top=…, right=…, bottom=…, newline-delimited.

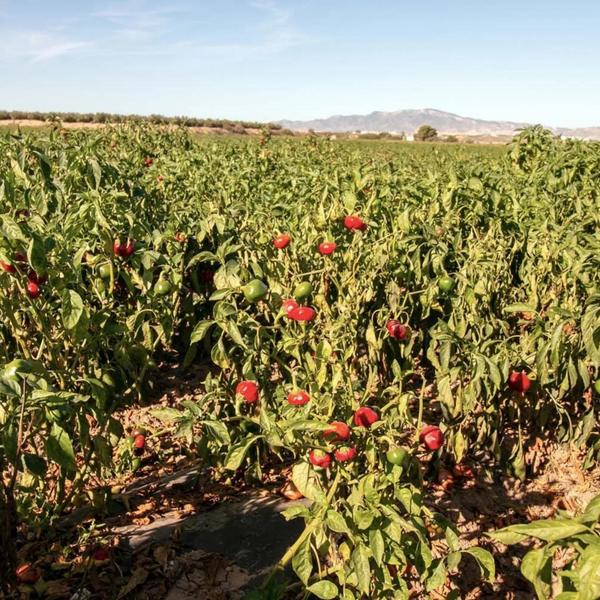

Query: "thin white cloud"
left=0, top=31, right=91, bottom=62
left=33, top=41, right=90, bottom=62
left=172, top=0, right=315, bottom=63
left=0, top=0, right=316, bottom=65
left=92, top=1, right=188, bottom=35
left=250, top=0, right=293, bottom=28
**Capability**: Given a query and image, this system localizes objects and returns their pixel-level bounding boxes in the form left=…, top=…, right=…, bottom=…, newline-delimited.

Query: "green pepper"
left=386, top=447, right=407, bottom=466
left=155, top=279, right=172, bottom=295
left=438, top=276, right=456, bottom=293
left=244, top=279, right=268, bottom=302
left=98, top=263, right=112, bottom=279
left=294, top=281, right=313, bottom=300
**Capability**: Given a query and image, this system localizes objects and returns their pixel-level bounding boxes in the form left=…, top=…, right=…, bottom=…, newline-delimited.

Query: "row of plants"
left=0, top=110, right=281, bottom=130
left=0, top=124, right=599, bottom=597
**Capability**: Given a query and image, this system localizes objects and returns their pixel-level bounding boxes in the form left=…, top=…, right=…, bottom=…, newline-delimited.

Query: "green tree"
left=415, top=124, right=438, bottom=141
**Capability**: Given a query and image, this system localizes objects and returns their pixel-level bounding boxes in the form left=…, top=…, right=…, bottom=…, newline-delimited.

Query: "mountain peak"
left=277, top=109, right=599, bottom=139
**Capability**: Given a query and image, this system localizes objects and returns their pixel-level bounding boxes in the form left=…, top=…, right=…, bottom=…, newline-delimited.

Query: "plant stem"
left=262, top=468, right=342, bottom=589
left=415, top=377, right=426, bottom=441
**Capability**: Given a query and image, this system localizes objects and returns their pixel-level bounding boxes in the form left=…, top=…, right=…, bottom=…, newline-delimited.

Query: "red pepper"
left=28, top=271, right=48, bottom=285
left=353, top=407, right=379, bottom=428
left=273, top=234, right=291, bottom=249
left=236, top=381, right=259, bottom=403
left=319, top=242, right=336, bottom=255
left=145, top=157, right=153, bottom=166
left=0, top=262, right=16, bottom=274
left=324, top=421, right=350, bottom=442
left=309, top=450, right=332, bottom=468
left=26, top=282, right=40, bottom=299
left=419, top=425, right=444, bottom=451
left=114, top=238, right=136, bottom=257
left=508, top=372, right=531, bottom=394
left=287, top=391, right=310, bottom=406
left=386, top=319, right=407, bottom=340
left=281, top=299, right=298, bottom=316
left=289, top=307, right=315, bottom=322
left=344, top=216, right=366, bottom=230
left=334, top=445, right=357, bottom=462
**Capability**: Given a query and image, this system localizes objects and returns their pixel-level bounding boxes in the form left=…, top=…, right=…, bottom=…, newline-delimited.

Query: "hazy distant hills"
left=278, top=108, right=600, bottom=139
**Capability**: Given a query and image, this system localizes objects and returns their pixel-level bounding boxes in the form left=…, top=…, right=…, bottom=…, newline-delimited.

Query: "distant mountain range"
left=278, top=109, right=600, bottom=139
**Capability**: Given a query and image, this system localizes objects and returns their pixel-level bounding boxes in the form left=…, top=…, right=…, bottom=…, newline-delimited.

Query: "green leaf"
left=90, top=159, right=102, bottom=189
left=190, top=320, right=214, bottom=344
left=578, top=547, right=600, bottom=600
left=445, top=527, right=460, bottom=552
left=582, top=493, right=600, bottom=524
left=1, top=215, right=26, bottom=240
left=465, top=547, right=495, bottom=583
left=281, top=420, right=329, bottom=433
left=150, top=408, right=182, bottom=422
left=447, top=551, right=461, bottom=572
left=2, top=423, right=17, bottom=464
left=93, top=435, right=112, bottom=467
left=22, top=453, right=48, bottom=477
left=355, top=509, right=374, bottom=530
left=521, top=548, right=552, bottom=599
left=306, top=581, right=339, bottom=599
left=351, top=544, right=371, bottom=595
left=292, top=462, right=327, bottom=505
left=226, top=321, right=246, bottom=347
left=180, top=400, right=202, bottom=417
left=28, top=236, right=46, bottom=274
left=225, top=435, right=258, bottom=471
left=62, top=289, right=84, bottom=329
left=45, top=423, right=77, bottom=473
left=503, top=303, right=537, bottom=314
left=468, top=177, right=484, bottom=193
left=292, top=537, right=312, bottom=585
left=426, top=558, right=447, bottom=592
left=202, top=420, right=231, bottom=445
left=453, top=429, right=465, bottom=463
left=325, top=510, right=351, bottom=534
left=506, top=520, right=589, bottom=541
left=369, top=529, right=385, bottom=567
left=488, top=529, right=530, bottom=545
left=282, top=505, right=310, bottom=521
left=173, top=417, right=193, bottom=443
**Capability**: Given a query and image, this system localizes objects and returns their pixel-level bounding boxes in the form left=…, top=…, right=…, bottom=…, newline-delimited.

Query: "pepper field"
left=1, top=125, right=599, bottom=599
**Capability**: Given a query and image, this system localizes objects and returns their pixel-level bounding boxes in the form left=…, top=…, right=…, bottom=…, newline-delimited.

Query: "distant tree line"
left=0, top=110, right=282, bottom=130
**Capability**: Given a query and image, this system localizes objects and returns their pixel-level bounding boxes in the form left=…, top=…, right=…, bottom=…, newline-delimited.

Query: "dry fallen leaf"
left=44, top=580, right=72, bottom=600
left=117, top=566, right=149, bottom=599
left=153, top=545, right=171, bottom=571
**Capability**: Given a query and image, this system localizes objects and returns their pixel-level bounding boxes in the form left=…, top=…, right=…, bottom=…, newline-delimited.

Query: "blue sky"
left=0, top=0, right=599, bottom=127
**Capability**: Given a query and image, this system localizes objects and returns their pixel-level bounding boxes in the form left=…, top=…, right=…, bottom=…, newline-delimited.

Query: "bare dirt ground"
left=7, top=363, right=600, bottom=599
